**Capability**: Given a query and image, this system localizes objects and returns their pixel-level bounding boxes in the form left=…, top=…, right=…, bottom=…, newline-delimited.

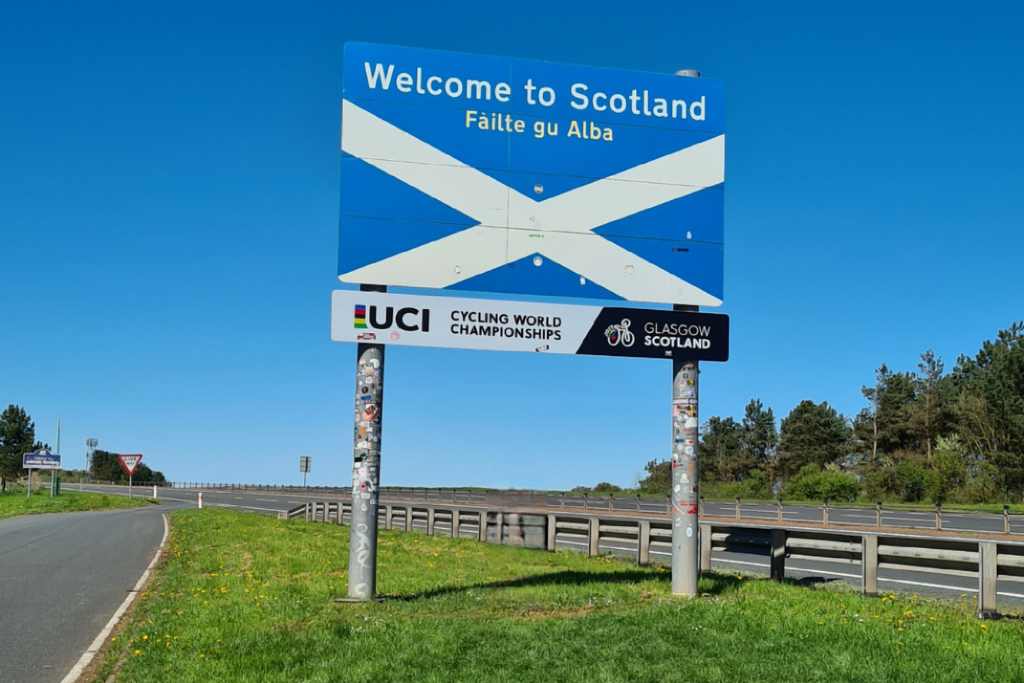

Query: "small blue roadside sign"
left=339, top=42, right=725, bottom=306
left=23, top=451, right=61, bottom=470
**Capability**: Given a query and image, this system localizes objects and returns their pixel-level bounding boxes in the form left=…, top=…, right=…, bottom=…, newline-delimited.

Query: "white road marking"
left=711, top=558, right=1024, bottom=598
left=211, top=503, right=284, bottom=513
left=60, top=513, right=170, bottom=683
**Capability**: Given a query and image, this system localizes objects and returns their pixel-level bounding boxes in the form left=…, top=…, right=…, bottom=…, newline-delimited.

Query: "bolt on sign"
left=338, top=42, right=725, bottom=307
left=116, top=454, right=143, bottom=475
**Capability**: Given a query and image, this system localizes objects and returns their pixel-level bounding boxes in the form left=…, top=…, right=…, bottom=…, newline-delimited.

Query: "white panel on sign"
left=331, top=291, right=729, bottom=361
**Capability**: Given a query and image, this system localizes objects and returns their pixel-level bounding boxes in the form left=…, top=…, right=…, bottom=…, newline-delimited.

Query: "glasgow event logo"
left=604, top=319, right=635, bottom=347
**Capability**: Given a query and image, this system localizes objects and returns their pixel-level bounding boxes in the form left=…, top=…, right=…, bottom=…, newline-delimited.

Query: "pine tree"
left=0, top=405, right=36, bottom=492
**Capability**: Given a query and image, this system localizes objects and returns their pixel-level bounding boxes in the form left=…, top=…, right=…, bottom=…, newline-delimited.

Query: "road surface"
left=0, top=503, right=172, bottom=683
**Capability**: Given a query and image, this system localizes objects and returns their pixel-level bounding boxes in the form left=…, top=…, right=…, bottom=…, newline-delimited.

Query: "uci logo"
left=354, top=304, right=430, bottom=332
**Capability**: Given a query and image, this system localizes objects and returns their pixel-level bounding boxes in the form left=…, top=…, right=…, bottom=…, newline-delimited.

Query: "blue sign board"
left=23, top=451, right=61, bottom=470
left=339, top=42, right=725, bottom=306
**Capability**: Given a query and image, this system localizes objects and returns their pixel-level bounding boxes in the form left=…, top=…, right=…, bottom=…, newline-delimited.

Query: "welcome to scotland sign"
left=339, top=43, right=725, bottom=306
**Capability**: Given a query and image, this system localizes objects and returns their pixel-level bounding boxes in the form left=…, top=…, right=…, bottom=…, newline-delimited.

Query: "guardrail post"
left=935, top=503, right=943, bottom=531
left=769, top=529, right=786, bottom=582
left=385, top=504, right=393, bottom=530
left=495, top=512, right=504, bottom=544
left=861, top=535, right=878, bottom=596
left=639, top=520, right=651, bottom=565
left=452, top=510, right=460, bottom=538
left=427, top=507, right=435, bottom=535
left=876, top=502, right=882, bottom=528
left=479, top=511, right=488, bottom=542
left=589, top=517, right=600, bottom=557
left=823, top=500, right=830, bottom=528
left=776, top=499, right=783, bottom=522
left=405, top=506, right=412, bottom=532
left=583, top=493, right=589, bottom=512
left=734, top=497, right=741, bottom=521
left=635, top=495, right=641, bottom=512
left=547, top=514, right=557, bottom=551
left=978, top=541, right=998, bottom=617
left=699, top=523, right=711, bottom=573
left=1004, top=505, right=1010, bottom=534
left=304, top=502, right=310, bottom=522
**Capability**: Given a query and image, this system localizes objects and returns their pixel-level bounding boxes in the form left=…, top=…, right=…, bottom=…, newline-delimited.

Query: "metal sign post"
left=23, top=451, right=61, bottom=498
left=85, top=438, right=98, bottom=491
left=671, top=68, right=702, bottom=598
left=672, top=307, right=700, bottom=596
left=116, top=454, right=143, bottom=499
left=346, top=284, right=386, bottom=601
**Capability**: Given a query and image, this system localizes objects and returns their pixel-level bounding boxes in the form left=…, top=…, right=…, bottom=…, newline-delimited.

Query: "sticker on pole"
left=331, top=290, right=728, bottom=361
left=339, top=42, right=725, bottom=306
left=117, top=454, right=143, bottom=475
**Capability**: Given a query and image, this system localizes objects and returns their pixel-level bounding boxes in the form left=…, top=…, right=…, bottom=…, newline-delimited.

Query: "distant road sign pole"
left=672, top=67, right=703, bottom=598
left=346, top=284, right=386, bottom=601
left=85, top=438, right=99, bottom=491
left=116, top=454, right=143, bottom=499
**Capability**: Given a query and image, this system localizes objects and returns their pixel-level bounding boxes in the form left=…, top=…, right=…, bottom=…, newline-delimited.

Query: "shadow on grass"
left=783, top=575, right=843, bottom=588
left=385, top=569, right=746, bottom=602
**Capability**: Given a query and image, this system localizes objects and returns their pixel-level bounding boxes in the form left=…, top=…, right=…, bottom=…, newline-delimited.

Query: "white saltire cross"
left=340, top=100, right=724, bottom=305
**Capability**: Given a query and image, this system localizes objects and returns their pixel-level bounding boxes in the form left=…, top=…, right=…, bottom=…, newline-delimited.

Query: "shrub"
left=700, top=470, right=773, bottom=500
left=958, top=462, right=1003, bottom=504
left=784, top=464, right=860, bottom=502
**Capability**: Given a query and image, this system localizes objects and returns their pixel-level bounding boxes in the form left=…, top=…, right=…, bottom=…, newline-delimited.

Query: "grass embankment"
left=0, top=488, right=153, bottom=520
left=96, top=508, right=1023, bottom=682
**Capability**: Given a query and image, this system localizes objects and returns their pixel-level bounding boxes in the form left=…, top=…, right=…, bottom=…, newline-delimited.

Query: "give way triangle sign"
left=117, top=454, right=143, bottom=475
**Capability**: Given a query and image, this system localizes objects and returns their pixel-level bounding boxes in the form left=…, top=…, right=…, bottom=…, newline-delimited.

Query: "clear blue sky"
left=3, top=1, right=1022, bottom=489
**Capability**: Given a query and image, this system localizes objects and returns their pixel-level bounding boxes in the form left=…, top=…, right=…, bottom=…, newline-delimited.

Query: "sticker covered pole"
left=671, top=344, right=700, bottom=595
left=346, top=284, right=386, bottom=601
left=671, top=67, right=703, bottom=598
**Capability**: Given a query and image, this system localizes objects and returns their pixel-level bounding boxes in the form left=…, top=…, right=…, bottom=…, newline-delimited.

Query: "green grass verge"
left=95, top=508, right=1023, bottom=682
left=0, top=488, right=153, bottom=520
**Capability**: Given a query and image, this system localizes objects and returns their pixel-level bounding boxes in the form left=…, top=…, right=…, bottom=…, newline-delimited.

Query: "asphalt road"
left=76, top=483, right=1024, bottom=610
left=0, top=503, right=172, bottom=683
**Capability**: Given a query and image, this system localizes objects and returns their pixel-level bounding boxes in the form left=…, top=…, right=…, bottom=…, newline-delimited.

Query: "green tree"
left=876, top=368, right=919, bottom=454
left=777, top=400, right=851, bottom=478
left=699, top=416, right=746, bottom=482
left=953, top=322, right=1024, bottom=497
left=910, top=350, right=953, bottom=461
left=638, top=459, right=670, bottom=495
left=740, top=399, right=777, bottom=473
left=0, top=405, right=36, bottom=492
left=89, top=450, right=167, bottom=484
